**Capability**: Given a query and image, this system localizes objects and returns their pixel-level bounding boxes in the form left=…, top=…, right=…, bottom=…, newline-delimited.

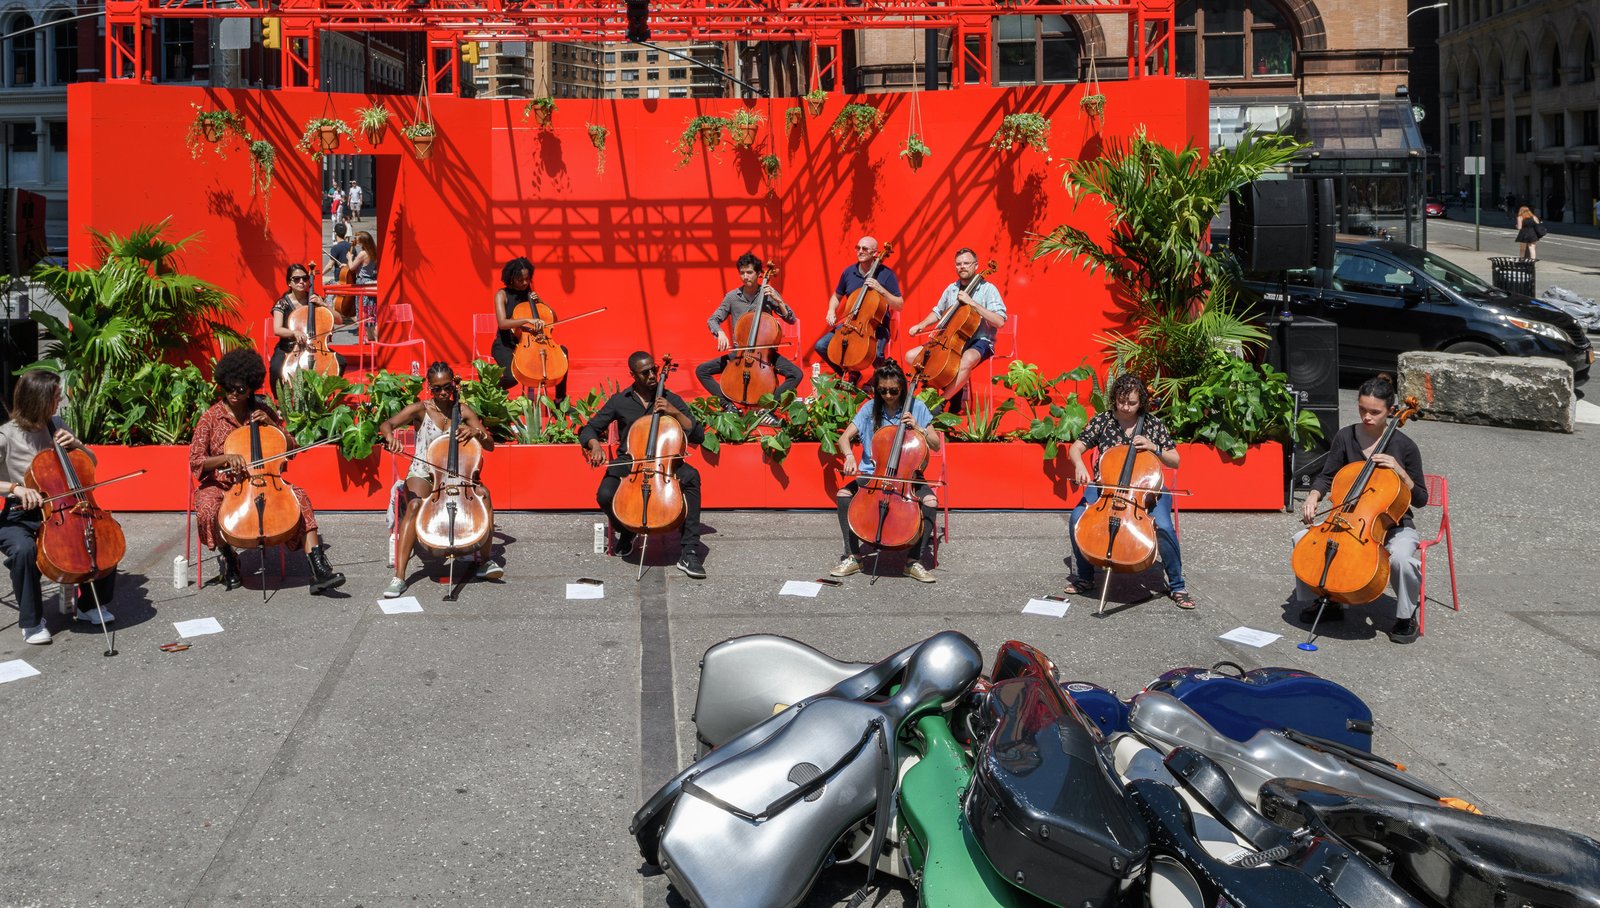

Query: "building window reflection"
left=1176, top=0, right=1295, bottom=80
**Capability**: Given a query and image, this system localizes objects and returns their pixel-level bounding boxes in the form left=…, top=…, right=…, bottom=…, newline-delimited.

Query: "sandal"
left=1169, top=589, right=1197, bottom=610
left=1062, top=578, right=1094, bottom=596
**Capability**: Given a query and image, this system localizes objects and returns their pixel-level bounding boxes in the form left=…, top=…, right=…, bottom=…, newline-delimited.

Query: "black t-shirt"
left=1312, top=424, right=1428, bottom=528
left=578, top=386, right=705, bottom=461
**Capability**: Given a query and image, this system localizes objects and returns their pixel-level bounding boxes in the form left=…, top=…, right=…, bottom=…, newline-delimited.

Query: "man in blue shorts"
left=905, top=247, right=1007, bottom=412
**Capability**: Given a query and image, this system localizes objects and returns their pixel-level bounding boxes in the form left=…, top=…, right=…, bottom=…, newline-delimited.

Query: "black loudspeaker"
left=1265, top=317, right=1340, bottom=500
left=1288, top=405, right=1339, bottom=492
left=1230, top=179, right=1335, bottom=271
left=0, top=188, right=47, bottom=278
left=0, top=317, right=39, bottom=419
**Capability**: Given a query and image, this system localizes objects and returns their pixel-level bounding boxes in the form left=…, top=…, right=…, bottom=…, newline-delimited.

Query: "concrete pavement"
left=1, top=388, right=1597, bottom=907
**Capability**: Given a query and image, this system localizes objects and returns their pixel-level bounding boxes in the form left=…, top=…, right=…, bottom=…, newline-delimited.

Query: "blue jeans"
left=1067, top=485, right=1184, bottom=591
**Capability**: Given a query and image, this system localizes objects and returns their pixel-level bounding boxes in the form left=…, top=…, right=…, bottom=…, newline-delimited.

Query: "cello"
left=1292, top=397, right=1422, bottom=615
left=611, top=356, right=687, bottom=575
left=1073, top=415, right=1164, bottom=616
left=508, top=295, right=608, bottom=391
left=847, top=370, right=930, bottom=552
left=26, top=417, right=140, bottom=657
left=716, top=262, right=784, bottom=407
left=911, top=258, right=998, bottom=389
left=413, top=397, right=493, bottom=599
left=216, top=405, right=330, bottom=600
left=280, top=300, right=339, bottom=387
left=826, top=243, right=894, bottom=373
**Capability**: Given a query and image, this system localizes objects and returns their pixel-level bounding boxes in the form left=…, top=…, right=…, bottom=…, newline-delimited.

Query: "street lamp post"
left=1408, top=2, right=1447, bottom=15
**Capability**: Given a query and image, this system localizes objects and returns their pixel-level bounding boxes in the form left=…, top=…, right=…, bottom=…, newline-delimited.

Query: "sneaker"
left=676, top=554, right=707, bottom=579
left=382, top=577, right=408, bottom=599
left=475, top=559, right=505, bottom=580
left=73, top=606, right=115, bottom=625
left=610, top=533, right=636, bottom=558
left=756, top=410, right=783, bottom=428
left=830, top=555, right=863, bottom=578
left=1299, top=602, right=1346, bottom=624
left=904, top=563, right=936, bottom=584
left=21, top=623, right=51, bottom=645
left=1388, top=616, right=1420, bottom=645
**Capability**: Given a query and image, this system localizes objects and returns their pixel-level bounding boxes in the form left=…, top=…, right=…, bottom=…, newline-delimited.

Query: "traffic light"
left=261, top=17, right=281, bottom=50
left=625, top=0, right=650, bottom=44
left=461, top=42, right=479, bottom=66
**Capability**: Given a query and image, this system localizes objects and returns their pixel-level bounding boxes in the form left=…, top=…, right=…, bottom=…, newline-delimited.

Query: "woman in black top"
left=1292, top=373, right=1428, bottom=644
left=490, top=257, right=569, bottom=400
left=269, top=262, right=348, bottom=401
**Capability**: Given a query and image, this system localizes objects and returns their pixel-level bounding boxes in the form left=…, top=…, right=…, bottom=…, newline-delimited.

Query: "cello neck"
left=446, top=399, right=462, bottom=478
left=47, top=416, right=84, bottom=491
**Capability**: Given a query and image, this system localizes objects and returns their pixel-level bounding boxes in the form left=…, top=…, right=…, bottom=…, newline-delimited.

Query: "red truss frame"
left=105, top=0, right=1172, bottom=93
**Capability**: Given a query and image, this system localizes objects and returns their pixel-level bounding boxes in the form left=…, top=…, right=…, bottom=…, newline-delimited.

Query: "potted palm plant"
left=355, top=104, right=392, bottom=145
left=297, top=117, right=357, bottom=161
left=524, top=96, right=557, bottom=128
left=900, top=134, right=931, bottom=171
left=402, top=120, right=436, bottom=160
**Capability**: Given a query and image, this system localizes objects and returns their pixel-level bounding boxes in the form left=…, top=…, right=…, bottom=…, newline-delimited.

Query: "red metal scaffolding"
left=105, top=0, right=1173, bottom=92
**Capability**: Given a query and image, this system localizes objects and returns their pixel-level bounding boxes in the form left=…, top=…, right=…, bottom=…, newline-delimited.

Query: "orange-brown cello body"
left=414, top=402, right=493, bottom=555
left=826, top=244, right=893, bottom=373
left=27, top=422, right=127, bottom=585
left=216, top=420, right=303, bottom=550
left=510, top=298, right=569, bottom=390
left=847, top=380, right=927, bottom=549
left=1291, top=399, right=1420, bottom=605
left=1073, top=440, right=1163, bottom=575
left=612, top=358, right=687, bottom=536
left=717, top=264, right=782, bottom=406
left=282, top=303, right=339, bottom=386
left=912, top=262, right=997, bottom=389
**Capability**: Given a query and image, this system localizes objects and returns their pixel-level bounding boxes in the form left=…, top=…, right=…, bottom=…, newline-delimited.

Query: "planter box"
left=75, top=440, right=1284, bottom=512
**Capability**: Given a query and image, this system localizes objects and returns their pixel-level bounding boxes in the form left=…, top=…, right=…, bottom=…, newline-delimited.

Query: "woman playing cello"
left=0, top=372, right=117, bottom=644
left=1063, top=374, right=1194, bottom=608
left=378, top=363, right=502, bottom=599
left=829, top=361, right=943, bottom=583
left=1291, top=373, right=1427, bottom=644
left=490, top=257, right=569, bottom=400
left=269, top=262, right=348, bottom=400
left=189, top=350, right=346, bottom=595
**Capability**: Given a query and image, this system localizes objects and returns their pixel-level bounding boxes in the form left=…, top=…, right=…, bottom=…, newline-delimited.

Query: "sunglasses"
left=856, top=245, right=875, bottom=252
left=289, top=275, right=309, bottom=284
left=222, top=384, right=253, bottom=396
left=428, top=382, right=457, bottom=396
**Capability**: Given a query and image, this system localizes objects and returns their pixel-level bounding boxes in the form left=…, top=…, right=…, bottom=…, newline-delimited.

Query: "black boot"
left=307, top=545, right=346, bottom=595
left=218, top=545, right=243, bottom=591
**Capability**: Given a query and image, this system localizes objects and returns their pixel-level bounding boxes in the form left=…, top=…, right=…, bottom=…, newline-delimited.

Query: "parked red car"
left=1424, top=197, right=1447, bottom=218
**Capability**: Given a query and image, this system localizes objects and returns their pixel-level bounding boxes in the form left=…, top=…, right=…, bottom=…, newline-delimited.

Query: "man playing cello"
left=813, top=236, right=903, bottom=381
left=693, top=252, right=802, bottom=419
left=905, top=247, right=1008, bottom=413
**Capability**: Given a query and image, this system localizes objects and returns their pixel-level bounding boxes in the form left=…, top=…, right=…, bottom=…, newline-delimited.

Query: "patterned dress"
left=188, top=401, right=319, bottom=550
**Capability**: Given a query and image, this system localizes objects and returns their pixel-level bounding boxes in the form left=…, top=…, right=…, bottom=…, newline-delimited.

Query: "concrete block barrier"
left=1399, top=351, right=1574, bottom=433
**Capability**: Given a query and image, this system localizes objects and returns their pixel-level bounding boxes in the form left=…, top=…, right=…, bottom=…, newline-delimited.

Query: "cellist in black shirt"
left=579, top=352, right=708, bottom=579
left=1291, top=373, right=1428, bottom=644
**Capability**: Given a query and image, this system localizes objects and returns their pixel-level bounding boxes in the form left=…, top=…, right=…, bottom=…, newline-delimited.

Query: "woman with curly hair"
left=1062, top=373, right=1193, bottom=609
left=188, top=349, right=346, bottom=595
left=489, top=256, right=569, bottom=399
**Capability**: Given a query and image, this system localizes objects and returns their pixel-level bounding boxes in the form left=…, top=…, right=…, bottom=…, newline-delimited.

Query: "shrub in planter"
left=804, top=89, right=828, bottom=117
left=729, top=109, right=764, bottom=148
left=587, top=123, right=609, bottom=173
left=402, top=121, right=436, bottom=160
left=674, top=115, right=728, bottom=168
left=784, top=106, right=804, bottom=134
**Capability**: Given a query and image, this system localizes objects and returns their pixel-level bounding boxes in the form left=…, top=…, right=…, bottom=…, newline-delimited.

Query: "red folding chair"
left=369, top=303, right=429, bottom=375
left=980, top=313, right=1020, bottom=403
left=471, top=313, right=498, bottom=367
left=1416, top=472, right=1460, bottom=634
left=186, top=471, right=285, bottom=589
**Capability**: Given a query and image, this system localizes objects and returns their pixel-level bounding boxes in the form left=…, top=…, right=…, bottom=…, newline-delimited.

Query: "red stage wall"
left=70, top=79, right=1208, bottom=396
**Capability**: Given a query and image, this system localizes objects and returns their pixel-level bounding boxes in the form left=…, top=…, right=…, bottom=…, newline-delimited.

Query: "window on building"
left=1520, top=52, right=1531, bottom=90
left=993, top=14, right=1080, bottom=84
left=1582, top=34, right=1596, bottom=82
left=1549, top=48, right=1561, bottom=86
left=159, top=20, right=195, bottom=81
left=6, top=13, right=37, bottom=87
left=47, top=121, right=65, bottom=181
left=668, top=87, right=689, bottom=98
left=622, top=51, right=639, bottom=63
left=1582, top=110, right=1599, bottom=145
left=7, top=122, right=39, bottom=183
left=647, top=69, right=659, bottom=80
left=622, top=88, right=639, bottom=98
left=604, top=71, right=617, bottom=82
left=605, top=52, right=616, bottom=63
left=623, top=69, right=639, bottom=81
left=1175, top=0, right=1294, bottom=80
left=1468, top=121, right=1482, bottom=152
left=646, top=51, right=659, bottom=62
left=669, top=67, right=687, bottom=79
left=1492, top=117, right=1506, bottom=148
left=1515, top=114, right=1532, bottom=151
left=646, top=87, right=660, bottom=98
left=1544, top=112, right=1565, bottom=146
left=50, top=15, right=77, bottom=85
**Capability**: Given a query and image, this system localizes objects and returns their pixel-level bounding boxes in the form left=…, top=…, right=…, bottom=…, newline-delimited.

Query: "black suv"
left=1243, top=240, right=1592, bottom=385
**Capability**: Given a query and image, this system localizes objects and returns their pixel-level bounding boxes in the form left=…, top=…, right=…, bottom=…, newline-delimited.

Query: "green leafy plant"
left=358, top=369, right=424, bottom=427
left=523, top=96, right=557, bottom=126
left=914, top=389, right=962, bottom=436
left=103, top=362, right=214, bottom=445
left=830, top=104, right=882, bottom=145
left=280, top=369, right=364, bottom=457
left=354, top=104, right=392, bottom=143
left=687, top=397, right=762, bottom=453
left=247, top=140, right=277, bottom=229
left=588, top=123, right=609, bottom=173
left=27, top=219, right=246, bottom=442
left=989, top=113, right=1052, bottom=156
left=457, top=360, right=519, bottom=440
left=185, top=105, right=248, bottom=159
left=296, top=117, right=357, bottom=162
left=729, top=109, right=764, bottom=148
left=784, top=106, right=803, bottom=134
left=759, top=153, right=781, bottom=185
left=773, top=375, right=869, bottom=454
left=401, top=120, right=436, bottom=141
left=510, top=387, right=609, bottom=444
left=803, top=89, right=828, bottom=116
left=950, top=392, right=1015, bottom=442
left=1079, top=93, right=1107, bottom=122
left=1160, top=353, right=1324, bottom=457
left=900, top=133, right=931, bottom=170
left=674, top=115, right=728, bottom=168
left=996, top=360, right=1102, bottom=457
left=1030, top=128, right=1305, bottom=401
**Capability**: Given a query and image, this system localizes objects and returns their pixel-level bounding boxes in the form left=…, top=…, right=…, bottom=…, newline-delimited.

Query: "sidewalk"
left=1425, top=210, right=1600, bottom=304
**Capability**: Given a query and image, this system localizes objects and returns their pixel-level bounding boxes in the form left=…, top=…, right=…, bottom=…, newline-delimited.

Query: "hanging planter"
left=1079, top=54, right=1106, bottom=128
left=403, top=121, right=436, bottom=160
left=784, top=106, right=803, bottom=134
left=989, top=112, right=1052, bottom=156
left=247, top=140, right=277, bottom=231
left=588, top=123, right=609, bottom=173
left=759, top=153, right=781, bottom=186
left=674, top=115, right=728, bottom=168
left=184, top=105, right=247, bottom=159
left=524, top=96, right=557, bottom=128
left=355, top=104, right=392, bottom=146
left=729, top=109, right=764, bottom=148
left=804, top=89, right=828, bottom=117
left=296, top=117, right=357, bottom=162
left=900, top=134, right=931, bottom=172
left=829, top=103, right=882, bottom=146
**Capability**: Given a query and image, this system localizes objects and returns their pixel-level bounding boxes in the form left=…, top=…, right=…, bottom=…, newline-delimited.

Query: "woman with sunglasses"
left=490, top=256, right=569, bottom=400
left=829, top=361, right=942, bottom=583
left=269, top=262, right=348, bottom=401
left=378, top=363, right=502, bottom=598
left=189, top=349, right=346, bottom=595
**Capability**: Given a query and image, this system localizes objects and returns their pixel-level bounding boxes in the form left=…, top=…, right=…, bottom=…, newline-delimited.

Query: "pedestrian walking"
left=1514, top=206, right=1545, bottom=260
left=347, top=181, right=364, bottom=224
left=328, top=186, right=343, bottom=223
